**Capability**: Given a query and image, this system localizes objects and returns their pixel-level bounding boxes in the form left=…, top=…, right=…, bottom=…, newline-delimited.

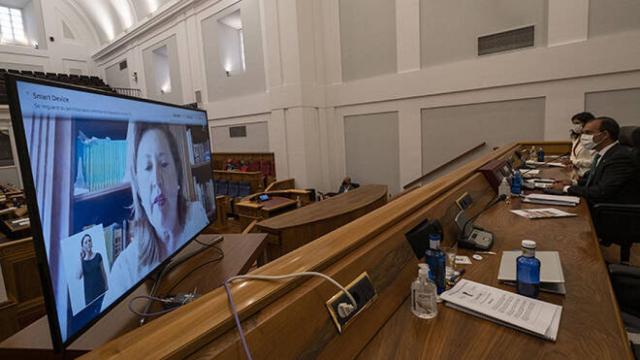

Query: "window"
left=0, top=6, right=26, bottom=44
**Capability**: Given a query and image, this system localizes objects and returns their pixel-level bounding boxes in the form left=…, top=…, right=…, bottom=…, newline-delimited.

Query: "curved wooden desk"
left=83, top=142, right=631, bottom=360
left=257, top=184, right=388, bottom=261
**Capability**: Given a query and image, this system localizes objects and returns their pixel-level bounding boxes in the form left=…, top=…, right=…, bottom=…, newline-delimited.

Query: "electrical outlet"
left=325, top=272, right=377, bottom=333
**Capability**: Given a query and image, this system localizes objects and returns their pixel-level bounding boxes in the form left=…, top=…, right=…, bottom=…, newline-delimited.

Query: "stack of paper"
left=522, top=194, right=580, bottom=207
left=440, top=279, right=563, bottom=341
left=525, top=160, right=566, bottom=168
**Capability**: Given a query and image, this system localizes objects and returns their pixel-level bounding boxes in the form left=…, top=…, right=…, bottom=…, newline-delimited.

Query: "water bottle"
left=425, top=233, right=446, bottom=295
left=411, top=264, right=438, bottom=319
left=511, top=170, right=522, bottom=195
left=537, top=147, right=545, bottom=162
left=516, top=240, right=541, bottom=298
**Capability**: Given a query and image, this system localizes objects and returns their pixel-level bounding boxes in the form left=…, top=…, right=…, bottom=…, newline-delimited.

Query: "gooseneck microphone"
left=458, top=194, right=507, bottom=241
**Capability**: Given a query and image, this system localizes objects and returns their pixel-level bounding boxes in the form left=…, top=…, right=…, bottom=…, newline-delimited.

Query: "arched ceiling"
left=67, top=0, right=172, bottom=44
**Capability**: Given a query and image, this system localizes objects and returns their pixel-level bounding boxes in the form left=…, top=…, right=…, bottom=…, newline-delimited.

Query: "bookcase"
left=71, top=120, right=132, bottom=267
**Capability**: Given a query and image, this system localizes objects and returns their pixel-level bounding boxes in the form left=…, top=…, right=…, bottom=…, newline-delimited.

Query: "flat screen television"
left=5, top=74, right=216, bottom=350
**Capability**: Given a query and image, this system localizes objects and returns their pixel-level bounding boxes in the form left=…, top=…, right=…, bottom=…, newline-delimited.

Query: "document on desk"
left=522, top=194, right=580, bottom=207
left=440, top=279, right=562, bottom=341
left=525, top=160, right=566, bottom=168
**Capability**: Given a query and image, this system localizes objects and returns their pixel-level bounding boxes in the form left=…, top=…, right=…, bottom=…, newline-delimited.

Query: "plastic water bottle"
left=511, top=170, right=522, bottom=195
left=516, top=240, right=541, bottom=298
left=425, top=233, right=446, bottom=295
left=411, top=264, right=438, bottom=319
left=537, top=147, right=545, bottom=162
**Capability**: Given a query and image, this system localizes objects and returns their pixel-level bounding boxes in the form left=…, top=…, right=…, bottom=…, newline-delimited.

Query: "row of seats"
left=0, top=69, right=115, bottom=104
left=215, top=180, right=252, bottom=198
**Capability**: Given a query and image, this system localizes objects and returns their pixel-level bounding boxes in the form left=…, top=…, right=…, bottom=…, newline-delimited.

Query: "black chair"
left=593, top=126, right=640, bottom=263
left=609, top=264, right=640, bottom=358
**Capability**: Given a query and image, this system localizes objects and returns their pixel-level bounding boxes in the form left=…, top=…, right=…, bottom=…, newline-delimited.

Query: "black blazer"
left=568, top=143, right=640, bottom=204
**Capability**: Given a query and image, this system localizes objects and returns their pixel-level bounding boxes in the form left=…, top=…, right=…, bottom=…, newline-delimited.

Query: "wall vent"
left=229, top=126, right=247, bottom=138
left=119, top=60, right=128, bottom=70
left=478, top=25, right=534, bottom=56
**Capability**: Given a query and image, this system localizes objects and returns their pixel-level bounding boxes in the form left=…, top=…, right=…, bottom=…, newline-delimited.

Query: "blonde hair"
left=127, top=122, right=188, bottom=268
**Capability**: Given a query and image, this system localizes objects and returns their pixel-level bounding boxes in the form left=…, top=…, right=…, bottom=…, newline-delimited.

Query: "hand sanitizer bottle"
left=498, top=177, right=511, bottom=199
left=517, top=240, right=541, bottom=298
left=411, top=264, right=438, bottom=319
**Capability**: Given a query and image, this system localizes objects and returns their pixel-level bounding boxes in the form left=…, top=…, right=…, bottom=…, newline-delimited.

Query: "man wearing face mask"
left=568, top=112, right=595, bottom=177
left=552, top=116, right=640, bottom=205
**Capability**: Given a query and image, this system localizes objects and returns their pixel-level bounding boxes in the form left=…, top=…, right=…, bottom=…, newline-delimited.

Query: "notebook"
left=498, top=251, right=566, bottom=294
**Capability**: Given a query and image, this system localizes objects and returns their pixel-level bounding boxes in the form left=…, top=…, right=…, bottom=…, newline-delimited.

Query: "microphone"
left=458, top=194, right=507, bottom=250
left=520, top=151, right=571, bottom=175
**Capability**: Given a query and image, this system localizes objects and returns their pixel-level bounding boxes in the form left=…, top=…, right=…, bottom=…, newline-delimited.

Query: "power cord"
left=133, top=241, right=224, bottom=323
left=223, top=272, right=358, bottom=360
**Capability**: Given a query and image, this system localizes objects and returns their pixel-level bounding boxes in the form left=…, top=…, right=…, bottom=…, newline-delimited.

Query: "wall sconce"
left=32, top=41, right=39, bottom=49
left=224, top=63, right=232, bottom=77
left=225, top=70, right=230, bottom=77
left=132, top=71, right=138, bottom=82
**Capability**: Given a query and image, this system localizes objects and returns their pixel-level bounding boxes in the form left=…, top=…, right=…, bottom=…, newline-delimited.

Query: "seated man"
left=552, top=116, right=640, bottom=205
left=338, top=176, right=359, bottom=194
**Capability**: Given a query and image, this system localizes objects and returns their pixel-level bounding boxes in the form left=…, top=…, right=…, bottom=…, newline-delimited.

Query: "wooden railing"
left=402, top=142, right=486, bottom=190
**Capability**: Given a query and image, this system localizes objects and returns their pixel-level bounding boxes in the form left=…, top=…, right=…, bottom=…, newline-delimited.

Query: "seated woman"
left=568, top=112, right=596, bottom=177
left=104, top=123, right=209, bottom=305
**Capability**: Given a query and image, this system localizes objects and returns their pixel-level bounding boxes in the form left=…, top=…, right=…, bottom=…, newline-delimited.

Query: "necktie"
left=586, top=153, right=601, bottom=186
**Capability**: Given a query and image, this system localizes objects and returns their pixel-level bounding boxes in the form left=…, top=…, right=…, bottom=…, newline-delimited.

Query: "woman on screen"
left=104, top=123, right=208, bottom=304
left=76, top=234, right=108, bottom=306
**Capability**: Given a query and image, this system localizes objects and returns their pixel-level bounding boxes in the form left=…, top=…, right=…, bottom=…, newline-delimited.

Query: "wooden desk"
left=0, top=233, right=268, bottom=357
left=257, top=184, right=388, bottom=261
left=235, top=196, right=298, bottom=228
left=358, top=168, right=630, bottom=359
left=83, top=143, right=630, bottom=360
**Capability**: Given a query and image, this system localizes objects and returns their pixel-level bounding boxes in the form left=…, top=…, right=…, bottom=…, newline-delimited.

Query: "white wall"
left=88, top=0, right=640, bottom=193
left=420, top=0, right=547, bottom=67
left=344, top=112, right=400, bottom=194
left=586, top=88, right=640, bottom=126
left=105, top=61, right=130, bottom=88
left=211, top=120, right=269, bottom=153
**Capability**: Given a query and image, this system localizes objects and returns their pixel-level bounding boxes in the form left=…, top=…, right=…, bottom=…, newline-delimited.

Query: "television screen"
left=6, top=75, right=216, bottom=349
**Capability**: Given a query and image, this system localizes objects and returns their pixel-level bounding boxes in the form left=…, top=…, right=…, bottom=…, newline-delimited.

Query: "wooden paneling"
left=257, top=185, right=388, bottom=261
left=264, top=178, right=295, bottom=192
left=81, top=143, right=631, bottom=360
left=0, top=238, right=44, bottom=340
left=81, top=145, right=518, bottom=359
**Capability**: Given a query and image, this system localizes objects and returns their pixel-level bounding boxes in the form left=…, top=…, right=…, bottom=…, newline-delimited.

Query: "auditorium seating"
left=0, top=69, right=115, bottom=104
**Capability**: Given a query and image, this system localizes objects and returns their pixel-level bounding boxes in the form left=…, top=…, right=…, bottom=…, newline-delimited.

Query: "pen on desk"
left=475, top=251, right=496, bottom=255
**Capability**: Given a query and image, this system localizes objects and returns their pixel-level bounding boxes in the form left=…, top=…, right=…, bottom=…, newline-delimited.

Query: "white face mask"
left=581, top=133, right=599, bottom=150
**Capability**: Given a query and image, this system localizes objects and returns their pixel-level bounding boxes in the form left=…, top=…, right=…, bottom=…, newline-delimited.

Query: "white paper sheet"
left=440, top=279, right=562, bottom=340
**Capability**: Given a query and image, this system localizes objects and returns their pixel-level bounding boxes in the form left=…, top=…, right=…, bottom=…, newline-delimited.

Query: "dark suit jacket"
left=568, top=143, right=640, bottom=205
